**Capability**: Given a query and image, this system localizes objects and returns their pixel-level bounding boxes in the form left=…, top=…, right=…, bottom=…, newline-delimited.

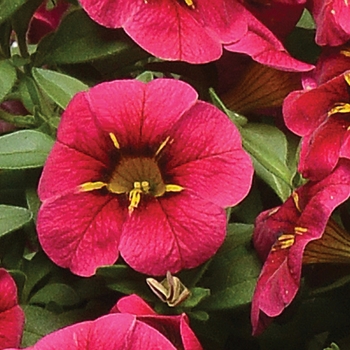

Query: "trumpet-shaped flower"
left=308, top=0, right=350, bottom=46
left=111, top=294, right=202, bottom=349
left=37, top=78, right=253, bottom=277
left=0, top=268, right=25, bottom=349
left=251, top=160, right=350, bottom=335
left=79, top=0, right=313, bottom=70
left=283, top=51, right=350, bottom=181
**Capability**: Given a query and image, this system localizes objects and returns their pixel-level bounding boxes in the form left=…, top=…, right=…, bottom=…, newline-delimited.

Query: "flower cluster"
left=2, top=0, right=350, bottom=347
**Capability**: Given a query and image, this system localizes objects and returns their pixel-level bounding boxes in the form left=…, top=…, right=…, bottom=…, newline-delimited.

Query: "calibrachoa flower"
left=110, top=294, right=202, bottom=349
left=28, top=0, right=69, bottom=44
left=78, top=0, right=313, bottom=71
left=0, top=268, right=25, bottom=349
left=251, top=160, right=350, bottom=335
left=37, top=78, right=253, bottom=277
left=283, top=51, right=350, bottom=180
left=8, top=313, right=183, bottom=349
left=308, top=0, right=350, bottom=46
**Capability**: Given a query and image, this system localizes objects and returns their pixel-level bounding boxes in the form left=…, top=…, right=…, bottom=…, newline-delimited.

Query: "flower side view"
left=283, top=50, right=350, bottom=181
left=111, top=294, right=202, bottom=349
left=251, top=160, right=350, bottom=335
left=37, top=78, right=253, bottom=277
left=0, top=268, right=25, bottom=349
left=78, top=0, right=313, bottom=71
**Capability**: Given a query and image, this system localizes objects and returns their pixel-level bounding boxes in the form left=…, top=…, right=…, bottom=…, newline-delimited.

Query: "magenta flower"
left=308, top=0, right=350, bottom=46
left=283, top=52, right=350, bottom=181
left=0, top=268, right=25, bottom=349
left=10, top=313, right=184, bottom=349
left=111, top=294, right=202, bottom=349
left=37, top=78, right=253, bottom=277
left=251, top=160, right=350, bottom=335
left=78, top=0, right=312, bottom=70
left=28, top=0, right=69, bottom=44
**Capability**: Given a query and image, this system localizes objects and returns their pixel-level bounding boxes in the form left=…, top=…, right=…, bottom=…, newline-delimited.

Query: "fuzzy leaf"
left=35, top=10, right=136, bottom=65
left=199, top=224, right=261, bottom=311
left=240, top=123, right=293, bottom=200
left=32, top=68, right=88, bottom=109
left=29, top=283, right=81, bottom=307
left=0, top=204, right=33, bottom=237
left=0, top=0, right=26, bottom=24
left=0, top=130, right=54, bottom=169
left=0, top=59, right=16, bottom=103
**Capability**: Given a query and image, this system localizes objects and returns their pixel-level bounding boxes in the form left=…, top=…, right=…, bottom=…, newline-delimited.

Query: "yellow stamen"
left=294, top=226, right=308, bottom=234
left=128, top=182, right=143, bottom=214
left=79, top=181, right=107, bottom=192
left=292, top=192, right=301, bottom=212
left=328, top=102, right=350, bottom=116
left=345, top=72, right=350, bottom=85
left=272, top=234, right=295, bottom=251
left=109, top=132, right=120, bottom=149
left=184, top=0, right=195, bottom=8
left=155, top=136, right=171, bottom=158
left=164, top=184, right=184, bottom=193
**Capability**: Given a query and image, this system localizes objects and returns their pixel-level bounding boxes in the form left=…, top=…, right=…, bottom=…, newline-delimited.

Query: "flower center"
left=79, top=134, right=183, bottom=214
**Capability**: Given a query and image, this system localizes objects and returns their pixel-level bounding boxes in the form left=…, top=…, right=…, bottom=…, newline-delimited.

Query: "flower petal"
left=57, top=92, right=112, bottom=165
left=123, top=0, right=223, bottom=63
left=37, top=191, right=125, bottom=277
left=79, top=0, right=141, bottom=28
left=225, top=11, right=313, bottom=72
left=0, top=269, right=24, bottom=349
left=166, top=101, right=253, bottom=207
left=38, top=142, right=108, bottom=201
left=298, top=115, right=350, bottom=180
left=112, top=294, right=157, bottom=316
left=28, top=313, right=176, bottom=350
left=119, top=192, right=226, bottom=276
left=87, top=79, right=198, bottom=151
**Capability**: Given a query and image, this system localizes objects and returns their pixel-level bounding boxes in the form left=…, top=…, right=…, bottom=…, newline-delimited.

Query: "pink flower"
left=308, top=0, right=350, bottom=46
left=0, top=268, right=25, bottom=349
left=28, top=0, right=69, bottom=44
left=251, top=160, right=350, bottom=335
left=10, top=313, right=185, bottom=349
left=79, top=0, right=312, bottom=70
left=283, top=52, right=350, bottom=180
left=111, top=294, right=202, bottom=349
left=37, top=78, right=253, bottom=277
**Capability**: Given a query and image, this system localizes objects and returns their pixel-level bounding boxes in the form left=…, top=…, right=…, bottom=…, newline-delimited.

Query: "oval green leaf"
left=0, top=204, right=33, bottom=237
left=0, top=59, right=16, bottom=103
left=32, top=68, right=88, bottom=109
left=0, top=130, right=54, bottom=169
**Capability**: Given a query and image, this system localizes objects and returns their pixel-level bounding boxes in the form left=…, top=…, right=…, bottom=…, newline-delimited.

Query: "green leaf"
left=29, top=283, right=81, bottom=307
left=97, top=264, right=154, bottom=301
left=25, top=187, right=41, bottom=223
left=0, top=204, right=33, bottom=237
left=0, top=59, right=16, bottom=103
left=240, top=123, right=293, bottom=201
left=35, top=9, right=137, bottom=65
left=32, top=68, right=88, bottom=109
left=209, top=88, right=247, bottom=127
left=11, top=0, right=43, bottom=58
left=297, top=9, right=316, bottom=30
left=22, top=305, right=73, bottom=347
left=0, top=130, right=54, bottom=169
left=181, top=287, right=210, bottom=309
left=0, top=0, right=26, bottom=24
left=199, top=224, right=261, bottom=311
